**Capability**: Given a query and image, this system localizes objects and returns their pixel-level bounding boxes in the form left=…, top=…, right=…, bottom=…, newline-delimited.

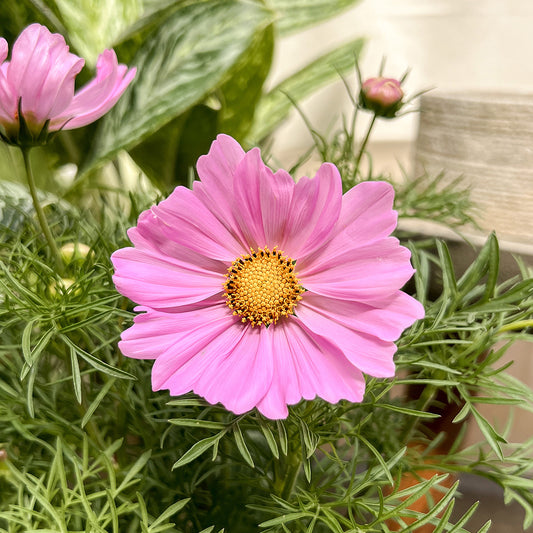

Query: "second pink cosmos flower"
left=112, top=135, right=425, bottom=419
left=0, top=23, right=135, bottom=144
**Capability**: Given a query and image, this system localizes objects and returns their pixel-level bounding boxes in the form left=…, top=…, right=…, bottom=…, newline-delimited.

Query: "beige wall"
left=270, top=0, right=533, bottom=162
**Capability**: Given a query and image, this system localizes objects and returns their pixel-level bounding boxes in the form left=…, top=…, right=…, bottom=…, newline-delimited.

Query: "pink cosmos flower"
left=112, top=135, right=425, bottom=419
left=0, top=23, right=136, bottom=144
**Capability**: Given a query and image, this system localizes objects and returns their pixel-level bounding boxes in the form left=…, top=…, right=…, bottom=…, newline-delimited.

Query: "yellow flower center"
left=224, top=247, right=304, bottom=327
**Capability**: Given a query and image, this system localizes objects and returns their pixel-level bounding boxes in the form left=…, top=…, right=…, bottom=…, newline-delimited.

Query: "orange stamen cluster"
left=224, top=246, right=304, bottom=327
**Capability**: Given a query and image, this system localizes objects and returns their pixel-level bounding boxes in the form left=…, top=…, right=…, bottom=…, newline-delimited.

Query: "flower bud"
left=0, top=449, right=8, bottom=475
left=359, top=77, right=404, bottom=118
left=60, top=242, right=91, bottom=264
left=49, top=277, right=77, bottom=297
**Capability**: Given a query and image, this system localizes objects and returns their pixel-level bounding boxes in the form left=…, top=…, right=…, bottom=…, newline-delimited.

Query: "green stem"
left=21, top=147, right=64, bottom=274
left=400, top=384, right=438, bottom=445
left=279, top=452, right=302, bottom=501
left=353, top=113, right=377, bottom=177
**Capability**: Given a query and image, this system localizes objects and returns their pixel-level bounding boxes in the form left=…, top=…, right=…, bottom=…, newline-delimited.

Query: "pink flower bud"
left=359, top=77, right=404, bottom=118
left=0, top=24, right=136, bottom=146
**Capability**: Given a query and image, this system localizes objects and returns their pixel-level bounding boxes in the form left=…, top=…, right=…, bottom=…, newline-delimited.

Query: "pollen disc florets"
left=224, top=246, right=304, bottom=327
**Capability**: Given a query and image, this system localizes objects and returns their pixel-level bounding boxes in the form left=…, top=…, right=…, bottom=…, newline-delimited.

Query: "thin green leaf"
left=26, top=363, right=37, bottom=418
left=446, top=502, right=479, bottom=533
left=436, top=240, right=458, bottom=298
left=149, top=498, right=191, bottom=529
left=250, top=37, right=364, bottom=141
left=379, top=404, right=441, bottom=419
left=456, top=233, right=494, bottom=296
left=116, top=450, right=152, bottom=494
left=172, top=433, right=225, bottom=469
left=233, top=424, right=254, bottom=468
left=260, top=422, right=279, bottom=459
left=452, top=402, right=471, bottom=424
left=168, top=418, right=227, bottom=430
left=476, top=522, right=492, bottom=533
left=61, top=335, right=135, bottom=380
left=277, top=419, right=289, bottom=456
left=259, top=511, right=309, bottom=527
left=21, top=318, right=38, bottom=366
left=65, top=346, right=81, bottom=407
left=481, top=232, right=499, bottom=302
left=358, top=435, right=393, bottom=486
left=471, top=407, right=506, bottom=460
left=81, top=378, right=116, bottom=428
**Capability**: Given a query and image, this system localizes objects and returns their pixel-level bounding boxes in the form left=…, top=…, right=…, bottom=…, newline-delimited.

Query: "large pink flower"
left=0, top=23, right=135, bottom=144
left=112, top=135, right=425, bottom=419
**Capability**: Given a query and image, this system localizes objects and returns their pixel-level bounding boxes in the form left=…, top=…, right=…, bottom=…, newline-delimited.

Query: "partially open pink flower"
left=112, top=135, right=425, bottom=419
left=0, top=23, right=136, bottom=145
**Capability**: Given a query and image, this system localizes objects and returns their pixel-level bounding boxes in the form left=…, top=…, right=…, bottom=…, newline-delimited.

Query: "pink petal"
left=111, top=246, right=225, bottom=309
left=119, top=302, right=232, bottom=360
left=0, top=62, right=14, bottom=122
left=297, top=291, right=424, bottom=343
left=256, top=319, right=366, bottom=418
left=57, top=49, right=135, bottom=130
left=0, top=38, right=8, bottom=63
left=195, top=134, right=246, bottom=237
left=128, top=209, right=226, bottom=275
left=297, top=181, right=398, bottom=272
left=39, top=44, right=84, bottom=121
left=233, top=148, right=295, bottom=249
left=337, top=181, right=397, bottom=244
left=154, top=321, right=274, bottom=415
left=280, top=163, right=342, bottom=258
left=7, top=24, right=83, bottom=125
left=296, top=297, right=404, bottom=377
left=300, top=237, right=415, bottom=300
left=151, top=184, right=244, bottom=261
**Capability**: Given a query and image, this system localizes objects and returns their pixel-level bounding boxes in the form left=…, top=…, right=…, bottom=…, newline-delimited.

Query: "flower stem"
left=354, top=113, right=377, bottom=177
left=400, top=384, right=438, bottom=445
left=21, top=147, right=64, bottom=274
left=279, top=452, right=302, bottom=501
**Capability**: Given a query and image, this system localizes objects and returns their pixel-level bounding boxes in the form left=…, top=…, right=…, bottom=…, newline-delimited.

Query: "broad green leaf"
left=51, top=0, right=142, bottom=65
left=218, top=24, right=274, bottom=141
left=249, top=37, right=364, bottom=141
left=0, top=1, right=66, bottom=43
left=128, top=108, right=201, bottom=191
left=267, top=0, right=361, bottom=36
left=172, top=105, right=218, bottom=185
left=83, top=0, right=273, bottom=172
